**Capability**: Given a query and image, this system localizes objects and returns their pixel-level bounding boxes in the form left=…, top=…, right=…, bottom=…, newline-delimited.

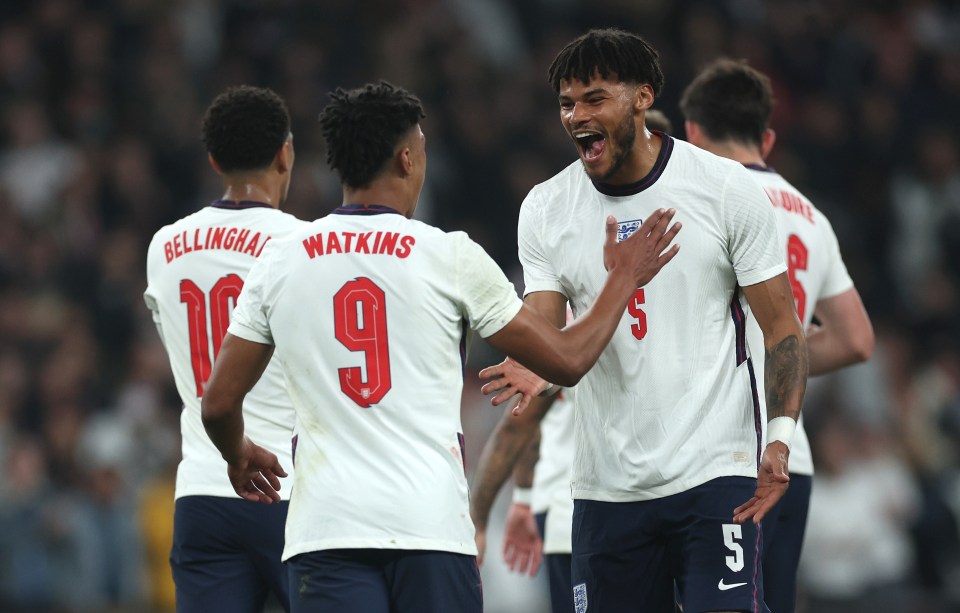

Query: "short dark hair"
left=547, top=28, right=664, bottom=96
left=318, top=80, right=426, bottom=189
left=679, top=58, right=773, bottom=147
left=201, top=85, right=290, bottom=173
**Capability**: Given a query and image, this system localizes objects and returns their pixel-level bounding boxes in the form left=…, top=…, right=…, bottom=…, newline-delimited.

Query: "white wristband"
left=512, top=487, right=533, bottom=506
left=767, top=416, right=797, bottom=449
left=539, top=383, right=561, bottom=397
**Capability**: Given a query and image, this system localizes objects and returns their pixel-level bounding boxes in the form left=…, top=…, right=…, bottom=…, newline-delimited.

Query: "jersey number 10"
left=180, top=274, right=244, bottom=397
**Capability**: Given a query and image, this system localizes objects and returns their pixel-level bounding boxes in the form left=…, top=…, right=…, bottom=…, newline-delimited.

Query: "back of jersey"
left=144, top=202, right=305, bottom=499
left=228, top=205, right=522, bottom=560
left=744, top=168, right=854, bottom=475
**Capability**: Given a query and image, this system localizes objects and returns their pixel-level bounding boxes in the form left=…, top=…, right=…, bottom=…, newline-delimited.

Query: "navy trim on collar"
left=210, top=199, right=274, bottom=210
left=742, top=162, right=777, bottom=173
left=592, top=132, right=675, bottom=197
left=332, top=204, right=404, bottom=216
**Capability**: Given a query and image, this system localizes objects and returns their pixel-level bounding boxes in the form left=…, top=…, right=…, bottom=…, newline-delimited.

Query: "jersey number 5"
left=180, top=274, right=244, bottom=397
left=628, top=288, right=647, bottom=340
left=786, top=234, right=809, bottom=321
left=334, top=277, right=392, bottom=408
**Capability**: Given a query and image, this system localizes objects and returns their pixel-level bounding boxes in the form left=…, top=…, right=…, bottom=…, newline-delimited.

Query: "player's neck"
left=220, top=176, right=283, bottom=209
left=605, top=129, right=663, bottom=186
left=342, top=181, right=414, bottom=218
left=702, top=140, right=765, bottom=167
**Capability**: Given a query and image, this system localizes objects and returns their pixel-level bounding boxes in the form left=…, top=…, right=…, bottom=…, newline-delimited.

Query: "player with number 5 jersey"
left=200, top=80, right=680, bottom=613
left=143, top=86, right=305, bottom=613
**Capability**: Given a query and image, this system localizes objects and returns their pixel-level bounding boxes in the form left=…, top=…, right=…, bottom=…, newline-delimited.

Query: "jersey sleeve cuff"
left=475, top=298, right=524, bottom=339
left=737, top=263, right=786, bottom=288
left=227, top=320, right=274, bottom=346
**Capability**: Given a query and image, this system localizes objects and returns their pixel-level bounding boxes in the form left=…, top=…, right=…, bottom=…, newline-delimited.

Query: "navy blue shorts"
left=171, top=496, right=289, bottom=613
left=537, top=512, right=574, bottom=613
left=287, top=548, right=482, bottom=613
left=761, top=473, right=811, bottom=613
left=571, top=476, right=768, bottom=613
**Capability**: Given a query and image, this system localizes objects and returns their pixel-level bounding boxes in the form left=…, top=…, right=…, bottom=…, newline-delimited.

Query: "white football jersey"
left=519, top=135, right=785, bottom=502
left=536, top=389, right=575, bottom=555
left=743, top=166, right=854, bottom=475
left=228, top=205, right=523, bottom=560
left=144, top=201, right=306, bottom=500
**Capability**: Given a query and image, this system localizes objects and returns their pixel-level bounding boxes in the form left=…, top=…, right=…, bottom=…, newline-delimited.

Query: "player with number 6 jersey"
left=200, top=80, right=680, bottom=613
left=143, top=86, right=305, bottom=613
left=682, top=58, right=874, bottom=613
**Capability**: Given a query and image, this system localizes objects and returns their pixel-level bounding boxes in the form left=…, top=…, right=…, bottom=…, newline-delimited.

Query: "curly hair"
left=679, top=58, right=773, bottom=147
left=201, top=85, right=290, bottom=173
left=317, top=80, right=426, bottom=189
left=547, top=28, right=665, bottom=96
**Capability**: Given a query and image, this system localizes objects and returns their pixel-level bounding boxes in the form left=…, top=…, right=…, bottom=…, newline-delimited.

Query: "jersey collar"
left=209, top=199, right=274, bottom=210
left=742, top=162, right=777, bottom=173
left=333, top=204, right=404, bottom=216
left=591, top=132, right=675, bottom=197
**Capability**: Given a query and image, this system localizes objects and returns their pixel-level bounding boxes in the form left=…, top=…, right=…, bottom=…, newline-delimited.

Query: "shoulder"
left=524, top=160, right=589, bottom=208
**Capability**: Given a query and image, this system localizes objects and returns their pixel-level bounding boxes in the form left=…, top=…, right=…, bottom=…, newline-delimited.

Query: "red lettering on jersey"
left=243, top=232, right=261, bottom=256
left=378, top=232, right=398, bottom=255
left=204, top=227, right=213, bottom=249
left=210, top=227, right=226, bottom=249
left=182, top=231, right=193, bottom=254
left=173, top=233, right=184, bottom=258
left=303, top=233, right=325, bottom=258
left=234, top=229, right=251, bottom=253
left=256, top=236, right=271, bottom=257
left=372, top=231, right=383, bottom=253
left=396, top=235, right=416, bottom=258
left=327, top=232, right=343, bottom=254
left=164, top=241, right=174, bottom=263
left=223, top=227, right=238, bottom=250
left=355, top=232, right=372, bottom=254
left=192, top=228, right=204, bottom=252
left=342, top=232, right=356, bottom=252
left=764, top=188, right=815, bottom=224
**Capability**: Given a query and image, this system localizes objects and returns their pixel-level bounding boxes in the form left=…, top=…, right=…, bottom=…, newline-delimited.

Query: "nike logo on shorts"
left=717, top=579, right=748, bottom=591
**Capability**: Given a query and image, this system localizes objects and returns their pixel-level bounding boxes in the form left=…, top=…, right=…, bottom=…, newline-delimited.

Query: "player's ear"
left=276, top=135, right=294, bottom=174
left=761, top=128, right=776, bottom=160
left=634, top=84, right=654, bottom=113
left=398, top=146, right=413, bottom=176
left=684, top=120, right=702, bottom=146
left=208, top=153, right=223, bottom=175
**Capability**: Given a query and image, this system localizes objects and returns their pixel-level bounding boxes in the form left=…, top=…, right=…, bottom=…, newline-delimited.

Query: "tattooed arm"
left=471, top=394, right=556, bottom=566
left=735, top=272, right=808, bottom=524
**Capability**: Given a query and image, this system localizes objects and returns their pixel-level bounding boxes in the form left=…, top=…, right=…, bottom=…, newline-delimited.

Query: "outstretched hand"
left=479, top=357, right=550, bottom=415
left=503, top=502, right=543, bottom=577
left=733, top=441, right=790, bottom=524
left=603, top=208, right=681, bottom=287
left=226, top=436, right=288, bottom=504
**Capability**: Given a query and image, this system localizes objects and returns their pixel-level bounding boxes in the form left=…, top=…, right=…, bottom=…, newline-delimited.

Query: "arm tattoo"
left=764, top=334, right=809, bottom=421
left=470, top=421, right=537, bottom=530
left=512, top=428, right=541, bottom=489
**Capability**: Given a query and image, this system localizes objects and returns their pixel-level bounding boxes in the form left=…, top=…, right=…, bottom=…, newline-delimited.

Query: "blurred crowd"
left=0, top=0, right=959, bottom=611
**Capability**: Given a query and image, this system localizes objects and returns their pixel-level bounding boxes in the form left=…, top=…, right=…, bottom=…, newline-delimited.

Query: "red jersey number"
left=334, top=277, right=392, bottom=408
left=628, top=288, right=648, bottom=340
left=786, top=234, right=809, bottom=321
left=179, top=273, right=245, bottom=397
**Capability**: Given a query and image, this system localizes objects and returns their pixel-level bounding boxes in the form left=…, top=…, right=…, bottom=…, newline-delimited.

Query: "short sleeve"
left=453, top=233, right=524, bottom=338
left=723, top=165, right=787, bottom=286
left=518, top=189, right=564, bottom=297
left=818, top=214, right=855, bottom=299
left=228, top=242, right=275, bottom=345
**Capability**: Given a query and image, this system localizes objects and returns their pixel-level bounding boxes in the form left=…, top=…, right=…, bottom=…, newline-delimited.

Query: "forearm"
left=764, top=332, right=809, bottom=422
left=201, top=399, right=247, bottom=464
left=512, top=427, right=541, bottom=489
left=470, top=398, right=549, bottom=530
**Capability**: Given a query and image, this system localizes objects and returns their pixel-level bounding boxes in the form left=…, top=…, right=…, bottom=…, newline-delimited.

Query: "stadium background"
left=0, top=0, right=959, bottom=611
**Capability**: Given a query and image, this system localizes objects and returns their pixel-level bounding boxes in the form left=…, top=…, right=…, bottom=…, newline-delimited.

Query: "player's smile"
left=573, top=129, right=606, bottom=165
